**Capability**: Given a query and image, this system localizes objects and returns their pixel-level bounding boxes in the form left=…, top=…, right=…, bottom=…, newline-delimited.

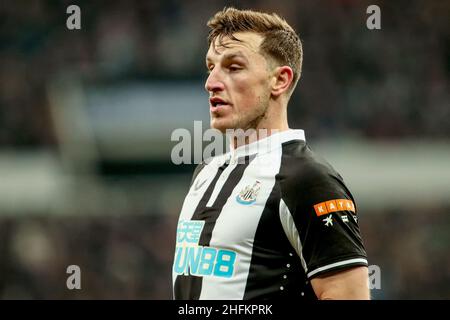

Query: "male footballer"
left=172, top=7, right=369, bottom=300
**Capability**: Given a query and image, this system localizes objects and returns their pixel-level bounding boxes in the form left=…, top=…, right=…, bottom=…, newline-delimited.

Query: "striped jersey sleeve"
left=279, top=141, right=368, bottom=279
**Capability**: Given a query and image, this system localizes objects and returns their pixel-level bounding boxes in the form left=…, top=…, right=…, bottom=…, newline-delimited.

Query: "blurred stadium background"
left=1, top=0, right=449, bottom=299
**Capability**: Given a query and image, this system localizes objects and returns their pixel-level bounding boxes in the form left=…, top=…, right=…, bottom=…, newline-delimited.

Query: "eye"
left=206, top=65, right=214, bottom=74
left=228, top=65, right=242, bottom=72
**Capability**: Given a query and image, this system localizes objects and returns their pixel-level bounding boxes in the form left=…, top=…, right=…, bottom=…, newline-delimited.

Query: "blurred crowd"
left=1, top=0, right=449, bottom=147
left=0, top=205, right=448, bottom=299
left=0, top=213, right=178, bottom=299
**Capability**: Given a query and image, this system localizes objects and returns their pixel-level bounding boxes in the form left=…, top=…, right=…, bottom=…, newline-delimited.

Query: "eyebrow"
left=206, top=51, right=249, bottom=65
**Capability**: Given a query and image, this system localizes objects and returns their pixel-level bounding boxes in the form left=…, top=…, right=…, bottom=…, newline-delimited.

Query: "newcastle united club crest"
left=236, top=181, right=261, bottom=205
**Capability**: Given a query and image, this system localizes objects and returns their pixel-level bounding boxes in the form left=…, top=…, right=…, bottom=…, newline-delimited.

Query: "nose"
left=205, top=68, right=225, bottom=93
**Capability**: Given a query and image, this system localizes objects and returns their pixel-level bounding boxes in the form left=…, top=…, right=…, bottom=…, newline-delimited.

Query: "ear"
left=271, top=66, right=294, bottom=97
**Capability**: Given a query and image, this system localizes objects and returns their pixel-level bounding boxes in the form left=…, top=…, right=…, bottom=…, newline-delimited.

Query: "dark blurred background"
left=0, top=0, right=449, bottom=299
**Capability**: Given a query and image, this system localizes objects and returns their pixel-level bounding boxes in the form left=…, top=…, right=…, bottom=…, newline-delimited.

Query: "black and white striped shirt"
left=172, top=129, right=367, bottom=300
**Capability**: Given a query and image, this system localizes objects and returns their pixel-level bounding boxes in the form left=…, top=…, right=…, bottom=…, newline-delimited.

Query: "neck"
left=230, top=102, right=289, bottom=150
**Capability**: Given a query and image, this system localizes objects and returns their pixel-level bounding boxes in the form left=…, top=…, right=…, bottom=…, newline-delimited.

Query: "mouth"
left=209, top=97, right=231, bottom=111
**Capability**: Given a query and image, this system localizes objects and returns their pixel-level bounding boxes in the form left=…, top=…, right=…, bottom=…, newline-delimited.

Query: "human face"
left=205, top=32, right=273, bottom=132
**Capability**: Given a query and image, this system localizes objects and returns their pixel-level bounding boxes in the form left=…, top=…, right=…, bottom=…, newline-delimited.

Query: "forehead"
left=206, top=32, right=265, bottom=62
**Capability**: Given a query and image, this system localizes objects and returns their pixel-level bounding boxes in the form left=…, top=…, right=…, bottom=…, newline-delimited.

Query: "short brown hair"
left=207, top=7, right=303, bottom=93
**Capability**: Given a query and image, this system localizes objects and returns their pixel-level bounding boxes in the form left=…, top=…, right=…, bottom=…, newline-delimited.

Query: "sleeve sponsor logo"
left=313, top=199, right=355, bottom=216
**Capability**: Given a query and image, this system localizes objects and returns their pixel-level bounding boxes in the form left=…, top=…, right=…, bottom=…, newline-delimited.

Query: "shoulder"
left=279, top=140, right=342, bottom=187
left=278, top=140, right=352, bottom=209
left=188, top=162, right=207, bottom=187
left=189, top=153, right=228, bottom=186
left=192, top=162, right=206, bottom=178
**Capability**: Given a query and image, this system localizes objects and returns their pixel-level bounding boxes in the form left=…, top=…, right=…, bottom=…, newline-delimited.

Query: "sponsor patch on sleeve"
left=313, top=199, right=355, bottom=216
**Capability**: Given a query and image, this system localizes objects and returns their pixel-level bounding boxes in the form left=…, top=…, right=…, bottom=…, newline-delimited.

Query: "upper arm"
left=311, top=266, right=370, bottom=300
left=279, top=160, right=369, bottom=298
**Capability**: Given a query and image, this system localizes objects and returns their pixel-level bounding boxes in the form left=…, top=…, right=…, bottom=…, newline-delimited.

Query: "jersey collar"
left=227, top=129, right=306, bottom=160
